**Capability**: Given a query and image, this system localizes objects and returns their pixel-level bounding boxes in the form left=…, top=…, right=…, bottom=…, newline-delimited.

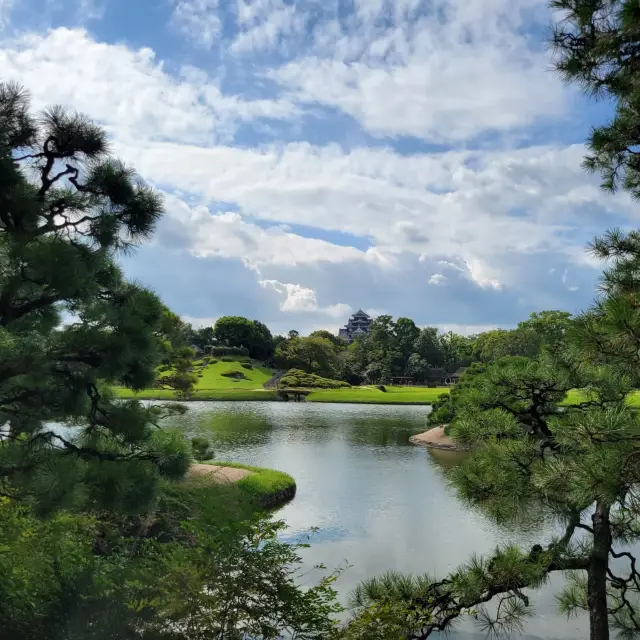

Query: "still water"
left=167, top=401, right=587, bottom=639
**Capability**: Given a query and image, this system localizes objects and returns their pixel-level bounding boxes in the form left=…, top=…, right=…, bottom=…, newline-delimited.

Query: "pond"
left=166, top=401, right=588, bottom=639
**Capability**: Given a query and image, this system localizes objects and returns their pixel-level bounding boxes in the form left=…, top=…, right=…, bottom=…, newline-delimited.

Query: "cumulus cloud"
left=171, top=0, right=221, bottom=49
left=0, top=28, right=297, bottom=145
left=259, top=280, right=351, bottom=316
left=0, top=0, right=13, bottom=29
left=262, top=0, right=568, bottom=143
left=0, top=4, right=628, bottom=331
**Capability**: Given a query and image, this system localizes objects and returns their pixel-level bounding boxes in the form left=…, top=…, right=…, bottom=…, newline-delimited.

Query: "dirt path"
left=409, top=426, right=469, bottom=451
left=187, top=463, right=253, bottom=484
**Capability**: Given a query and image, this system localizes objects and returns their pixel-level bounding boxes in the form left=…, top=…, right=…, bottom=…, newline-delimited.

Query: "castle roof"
left=352, top=309, right=370, bottom=318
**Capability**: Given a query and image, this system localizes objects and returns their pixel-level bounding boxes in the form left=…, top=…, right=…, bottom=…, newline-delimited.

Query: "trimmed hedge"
left=279, top=369, right=351, bottom=389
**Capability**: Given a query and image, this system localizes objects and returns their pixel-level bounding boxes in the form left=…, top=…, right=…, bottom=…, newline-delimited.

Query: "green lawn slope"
left=306, top=386, right=448, bottom=404
left=114, top=358, right=277, bottom=400
left=194, top=359, right=274, bottom=389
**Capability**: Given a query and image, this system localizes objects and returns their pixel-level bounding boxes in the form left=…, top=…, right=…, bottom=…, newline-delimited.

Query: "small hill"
left=192, top=358, right=274, bottom=390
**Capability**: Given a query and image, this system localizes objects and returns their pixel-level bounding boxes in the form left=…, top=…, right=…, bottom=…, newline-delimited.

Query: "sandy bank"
left=409, top=426, right=470, bottom=452
left=187, top=463, right=253, bottom=484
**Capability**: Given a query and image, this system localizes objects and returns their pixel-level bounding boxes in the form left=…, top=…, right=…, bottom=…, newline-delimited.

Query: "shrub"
left=209, top=359, right=218, bottom=364
left=377, top=385, right=387, bottom=392
left=220, top=370, right=247, bottom=380
left=241, top=362, right=253, bottom=370
left=191, top=437, right=214, bottom=461
left=279, top=369, right=350, bottom=389
left=210, top=346, right=249, bottom=357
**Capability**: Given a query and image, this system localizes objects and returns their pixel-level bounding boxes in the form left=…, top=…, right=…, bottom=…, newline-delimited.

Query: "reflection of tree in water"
left=161, top=407, right=275, bottom=450
left=428, top=449, right=555, bottom=540
left=346, top=417, right=420, bottom=447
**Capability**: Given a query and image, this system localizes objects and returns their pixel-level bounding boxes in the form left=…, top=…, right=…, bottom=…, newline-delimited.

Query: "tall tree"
left=276, top=336, right=338, bottom=378
left=0, top=83, right=190, bottom=513
left=212, top=316, right=274, bottom=360
left=343, top=2, right=640, bottom=637
left=413, top=327, right=445, bottom=368
left=394, top=317, right=420, bottom=361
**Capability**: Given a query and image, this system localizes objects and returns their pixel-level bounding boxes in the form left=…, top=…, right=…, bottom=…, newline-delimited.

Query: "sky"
left=0, top=0, right=634, bottom=336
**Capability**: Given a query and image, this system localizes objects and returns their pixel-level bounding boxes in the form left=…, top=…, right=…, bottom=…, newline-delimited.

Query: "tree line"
left=183, top=311, right=572, bottom=386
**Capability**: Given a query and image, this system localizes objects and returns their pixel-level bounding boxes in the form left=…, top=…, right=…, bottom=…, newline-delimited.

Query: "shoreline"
left=186, top=461, right=296, bottom=509
left=113, top=387, right=444, bottom=405
left=409, top=426, right=471, bottom=452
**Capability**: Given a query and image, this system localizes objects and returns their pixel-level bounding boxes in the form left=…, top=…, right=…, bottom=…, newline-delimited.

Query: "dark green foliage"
left=220, top=356, right=234, bottom=362
left=550, top=0, right=640, bottom=199
left=220, top=369, right=247, bottom=379
left=210, top=345, right=249, bottom=357
left=191, top=436, right=213, bottom=461
left=276, top=335, right=339, bottom=378
left=0, top=83, right=191, bottom=513
left=279, top=369, right=351, bottom=389
left=309, top=329, right=348, bottom=349
left=213, top=316, right=274, bottom=360
left=241, top=361, right=253, bottom=369
left=428, top=362, right=486, bottom=426
left=377, top=385, right=387, bottom=392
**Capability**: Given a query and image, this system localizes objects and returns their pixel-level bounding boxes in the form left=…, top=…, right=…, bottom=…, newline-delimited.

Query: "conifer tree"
left=343, top=2, right=640, bottom=638
left=0, top=82, right=191, bottom=514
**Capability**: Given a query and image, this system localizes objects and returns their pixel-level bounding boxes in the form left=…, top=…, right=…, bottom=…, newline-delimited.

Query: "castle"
left=338, top=309, right=373, bottom=343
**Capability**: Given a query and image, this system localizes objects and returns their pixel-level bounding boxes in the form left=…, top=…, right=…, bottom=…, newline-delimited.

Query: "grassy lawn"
left=563, top=389, right=640, bottom=407
left=306, top=386, right=449, bottom=404
left=194, top=358, right=274, bottom=389
left=186, top=461, right=296, bottom=509
left=114, top=388, right=278, bottom=401
left=113, top=358, right=276, bottom=400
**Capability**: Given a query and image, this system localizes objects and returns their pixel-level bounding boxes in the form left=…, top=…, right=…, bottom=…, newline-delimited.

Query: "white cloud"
left=0, top=28, right=297, bottom=145
left=0, top=14, right=627, bottom=329
left=231, top=1, right=303, bottom=54
left=182, top=315, right=219, bottom=328
left=267, top=0, right=568, bottom=143
left=158, top=194, right=373, bottom=267
left=259, top=280, right=351, bottom=317
left=119, top=136, right=619, bottom=291
left=428, top=273, right=446, bottom=285
left=171, top=0, right=221, bottom=49
left=0, top=0, right=13, bottom=30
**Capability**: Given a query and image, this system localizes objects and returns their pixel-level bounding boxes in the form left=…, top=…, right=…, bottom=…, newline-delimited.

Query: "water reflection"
left=160, top=401, right=587, bottom=639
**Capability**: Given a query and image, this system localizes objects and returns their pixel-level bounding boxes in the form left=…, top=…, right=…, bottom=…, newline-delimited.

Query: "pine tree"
left=0, top=82, right=191, bottom=514
left=343, top=2, right=640, bottom=638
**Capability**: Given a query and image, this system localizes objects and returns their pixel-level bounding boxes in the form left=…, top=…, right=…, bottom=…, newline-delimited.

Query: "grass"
left=563, top=389, right=640, bottom=407
left=306, top=386, right=449, bottom=404
left=113, top=357, right=277, bottom=400
left=115, top=388, right=279, bottom=401
left=194, top=359, right=274, bottom=389
left=189, top=461, right=296, bottom=509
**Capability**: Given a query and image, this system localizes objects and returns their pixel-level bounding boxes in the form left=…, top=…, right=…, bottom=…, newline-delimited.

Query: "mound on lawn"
left=279, top=369, right=350, bottom=389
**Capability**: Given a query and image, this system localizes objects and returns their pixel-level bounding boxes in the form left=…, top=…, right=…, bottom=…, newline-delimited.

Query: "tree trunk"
left=588, top=501, right=610, bottom=640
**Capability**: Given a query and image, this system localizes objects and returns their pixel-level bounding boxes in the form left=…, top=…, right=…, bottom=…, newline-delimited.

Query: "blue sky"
left=0, top=0, right=633, bottom=335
